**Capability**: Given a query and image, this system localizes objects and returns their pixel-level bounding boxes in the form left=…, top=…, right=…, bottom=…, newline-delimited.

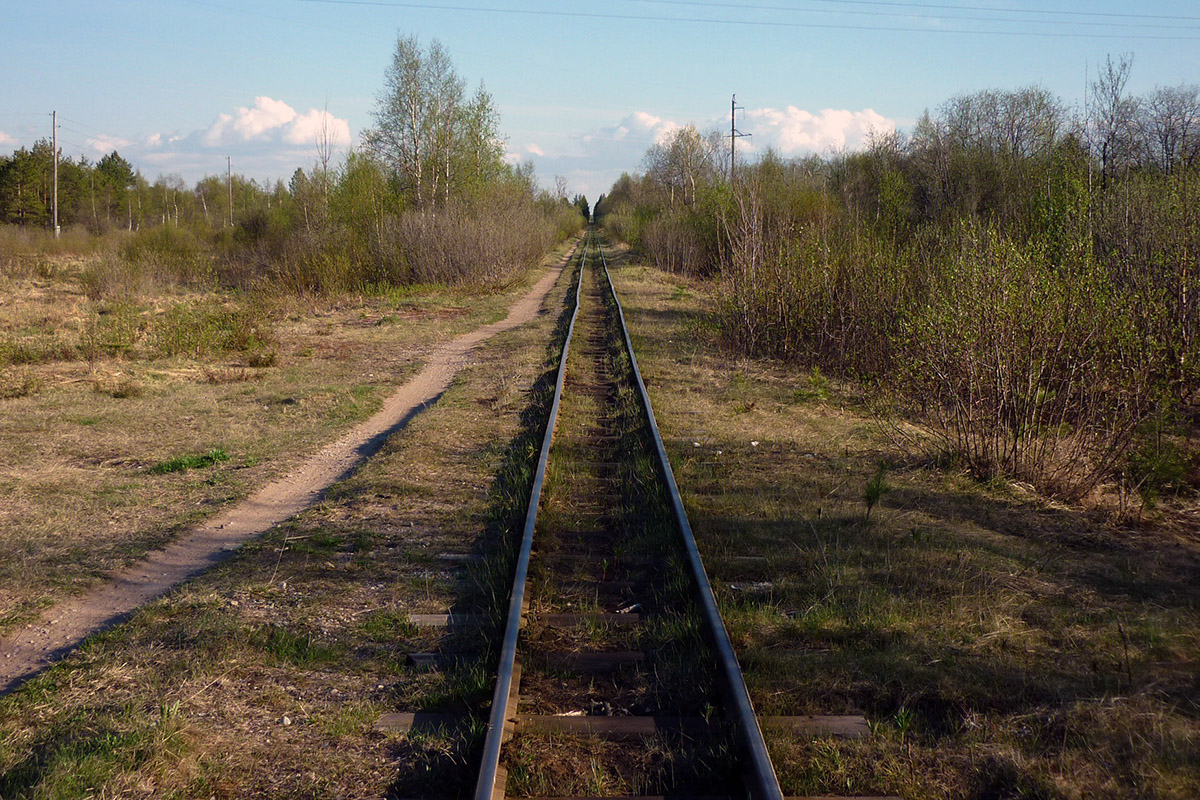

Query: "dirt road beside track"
left=0, top=247, right=573, bottom=694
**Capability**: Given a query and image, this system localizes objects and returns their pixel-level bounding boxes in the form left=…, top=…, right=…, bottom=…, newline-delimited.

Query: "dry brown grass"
left=0, top=244, right=579, bottom=798
left=607, top=246, right=1200, bottom=799
left=504, top=731, right=737, bottom=797
left=5, top=240, right=1195, bottom=798
left=0, top=247, right=570, bottom=634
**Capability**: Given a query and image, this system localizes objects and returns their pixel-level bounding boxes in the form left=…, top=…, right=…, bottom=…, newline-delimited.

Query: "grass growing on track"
left=499, top=249, right=739, bottom=796
left=606, top=241, right=1200, bottom=800
left=0, top=243, right=582, bottom=799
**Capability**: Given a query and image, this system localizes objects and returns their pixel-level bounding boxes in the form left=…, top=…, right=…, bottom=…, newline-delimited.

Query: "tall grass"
left=0, top=224, right=120, bottom=278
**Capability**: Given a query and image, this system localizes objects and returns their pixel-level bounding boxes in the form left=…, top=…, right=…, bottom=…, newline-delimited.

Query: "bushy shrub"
left=599, top=84, right=1198, bottom=502
left=268, top=225, right=362, bottom=294
left=386, top=200, right=548, bottom=287
left=716, top=186, right=913, bottom=377
left=80, top=225, right=215, bottom=299
left=893, top=225, right=1159, bottom=499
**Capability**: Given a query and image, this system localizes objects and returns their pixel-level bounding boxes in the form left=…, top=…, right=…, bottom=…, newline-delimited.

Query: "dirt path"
left=0, top=248, right=574, bottom=694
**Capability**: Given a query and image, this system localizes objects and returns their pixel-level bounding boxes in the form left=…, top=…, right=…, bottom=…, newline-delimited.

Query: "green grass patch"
left=251, top=623, right=341, bottom=667
left=149, top=448, right=230, bottom=474
left=356, top=609, right=418, bottom=643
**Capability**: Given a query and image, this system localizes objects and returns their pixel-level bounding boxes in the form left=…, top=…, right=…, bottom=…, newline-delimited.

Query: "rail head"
left=596, top=238, right=785, bottom=800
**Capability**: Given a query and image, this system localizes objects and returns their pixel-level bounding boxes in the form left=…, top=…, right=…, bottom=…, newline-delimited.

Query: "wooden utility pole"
left=52, top=110, right=59, bottom=238
left=226, top=156, right=233, bottom=227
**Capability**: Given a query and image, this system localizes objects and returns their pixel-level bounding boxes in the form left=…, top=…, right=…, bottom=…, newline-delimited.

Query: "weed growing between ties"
left=504, top=730, right=736, bottom=797
left=499, top=244, right=740, bottom=795
left=608, top=256, right=1200, bottom=800
left=600, top=248, right=724, bottom=715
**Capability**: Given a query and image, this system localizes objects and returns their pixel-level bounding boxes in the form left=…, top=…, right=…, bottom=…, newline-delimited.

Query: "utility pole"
left=731, top=95, right=736, bottom=182
left=1084, top=62, right=1093, bottom=242
left=52, top=111, right=60, bottom=238
left=730, top=94, right=750, bottom=185
left=227, top=155, right=233, bottom=227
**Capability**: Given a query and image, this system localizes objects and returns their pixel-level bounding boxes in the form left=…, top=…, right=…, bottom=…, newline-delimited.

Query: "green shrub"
left=121, top=225, right=202, bottom=266
left=893, top=225, right=1160, bottom=499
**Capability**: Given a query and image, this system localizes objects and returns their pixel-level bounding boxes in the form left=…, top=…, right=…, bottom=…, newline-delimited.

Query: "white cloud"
left=745, top=106, right=894, bottom=155
left=284, top=108, right=351, bottom=147
left=86, top=134, right=134, bottom=154
left=514, top=104, right=897, bottom=201
left=579, top=111, right=681, bottom=150
left=512, top=111, right=688, bottom=198
left=626, top=111, right=681, bottom=145
left=194, top=97, right=352, bottom=166
left=203, top=96, right=298, bottom=146
left=201, top=113, right=235, bottom=148
left=0, top=96, right=351, bottom=185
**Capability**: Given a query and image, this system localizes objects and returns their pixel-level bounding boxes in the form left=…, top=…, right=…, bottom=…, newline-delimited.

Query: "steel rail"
left=473, top=234, right=589, bottom=800
left=597, top=239, right=785, bottom=800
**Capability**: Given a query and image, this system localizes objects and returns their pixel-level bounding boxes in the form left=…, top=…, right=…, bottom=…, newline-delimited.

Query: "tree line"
left=1, top=35, right=587, bottom=290
left=598, top=56, right=1198, bottom=503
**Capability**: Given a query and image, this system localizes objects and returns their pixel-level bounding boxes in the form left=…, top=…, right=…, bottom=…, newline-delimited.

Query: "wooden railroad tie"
left=513, top=713, right=869, bottom=740
left=405, top=611, right=642, bottom=629
left=540, top=650, right=644, bottom=672
left=377, top=711, right=869, bottom=741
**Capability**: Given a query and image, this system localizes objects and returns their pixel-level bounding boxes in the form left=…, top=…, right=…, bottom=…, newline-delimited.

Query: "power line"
left=59, top=124, right=106, bottom=140
left=293, top=0, right=1200, bottom=40
left=821, top=0, right=1200, bottom=23
left=55, top=136, right=105, bottom=153
left=635, top=0, right=1200, bottom=24
left=632, top=0, right=1200, bottom=30
left=58, top=115, right=109, bottom=133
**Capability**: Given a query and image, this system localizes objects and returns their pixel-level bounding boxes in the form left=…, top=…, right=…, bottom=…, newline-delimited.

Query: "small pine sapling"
left=864, top=461, right=890, bottom=522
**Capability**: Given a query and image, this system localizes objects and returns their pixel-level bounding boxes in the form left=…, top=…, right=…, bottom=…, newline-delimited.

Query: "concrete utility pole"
left=731, top=95, right=736, bottom=182
left=730, top=94, right=750, bottom=184
left=52, top=111, right=59, bottom=238
left=227, top=156, right=233, bottom=227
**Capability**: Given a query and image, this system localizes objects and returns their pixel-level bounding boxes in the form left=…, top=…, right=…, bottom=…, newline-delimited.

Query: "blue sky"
left=3, top=0, right=1199, bottom=199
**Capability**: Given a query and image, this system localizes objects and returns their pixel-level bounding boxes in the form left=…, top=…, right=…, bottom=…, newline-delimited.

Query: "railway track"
left=471, top=232, right=781, bottom=800
left=382, top=232, right=884, bottom=799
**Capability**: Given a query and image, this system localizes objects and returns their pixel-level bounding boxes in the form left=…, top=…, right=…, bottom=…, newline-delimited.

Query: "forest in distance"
left=0, top=35, right=589, bottom=292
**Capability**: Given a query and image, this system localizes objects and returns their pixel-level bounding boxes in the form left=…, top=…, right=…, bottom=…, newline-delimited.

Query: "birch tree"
left=363, top=34, right=504, bottom=208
